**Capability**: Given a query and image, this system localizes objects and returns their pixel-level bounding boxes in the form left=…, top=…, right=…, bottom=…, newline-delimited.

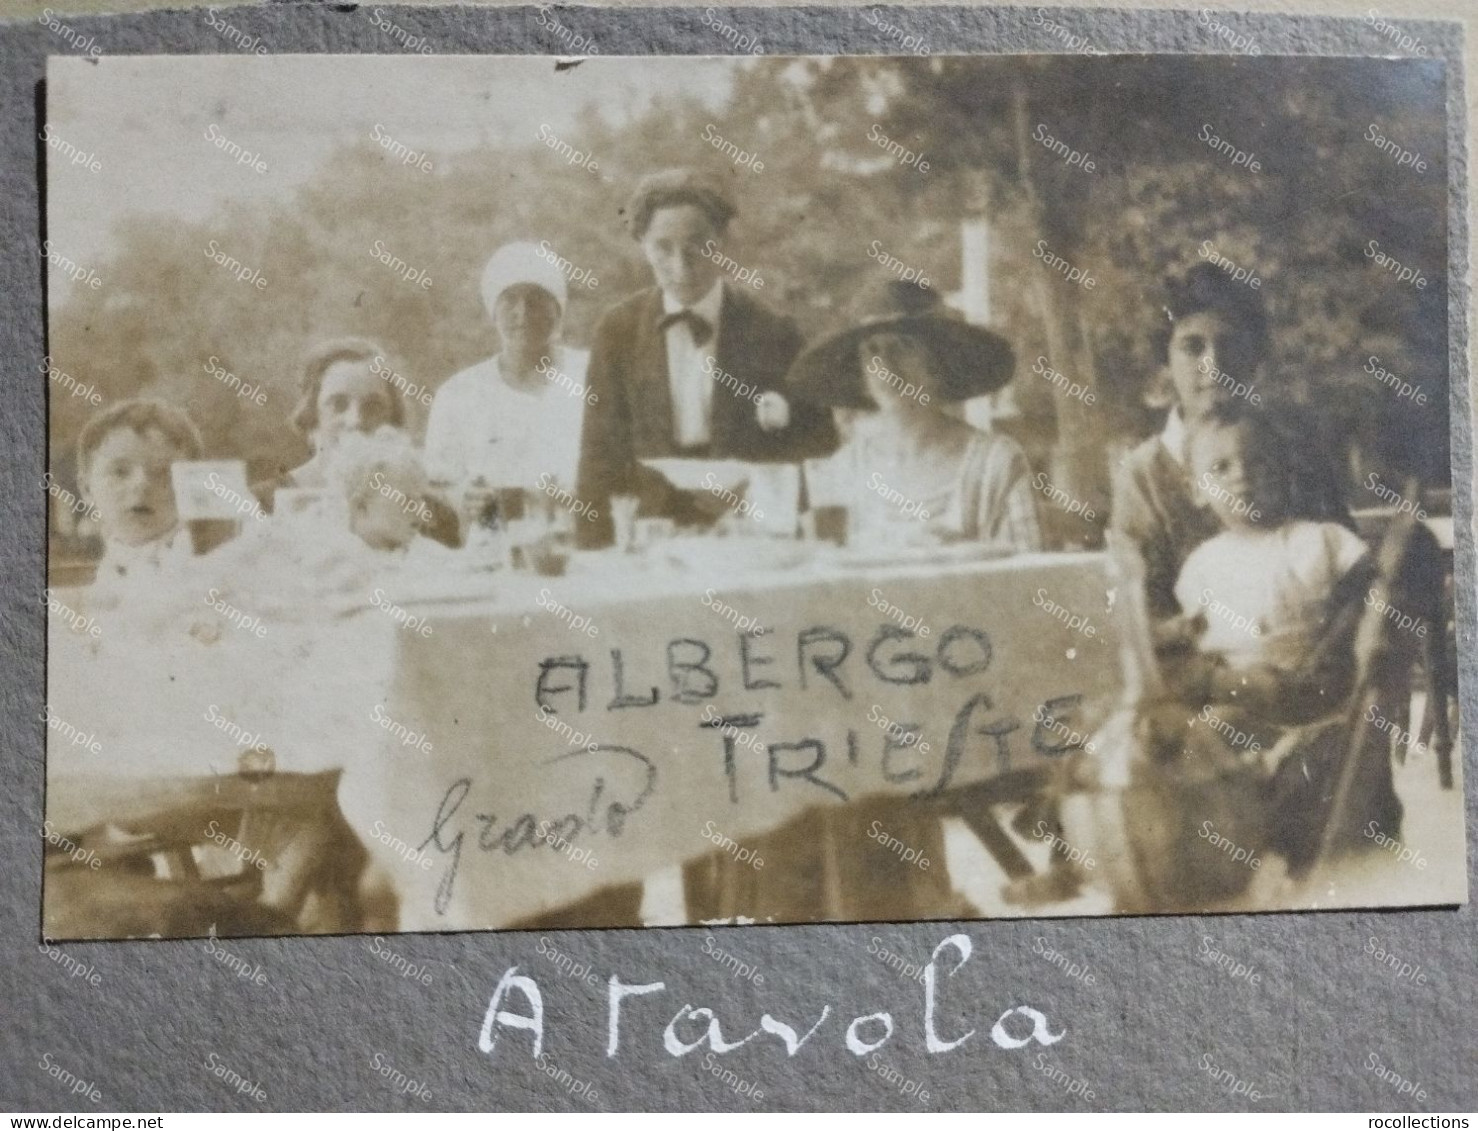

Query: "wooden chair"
left=44, top=760, right=366, bottom=940
left=1352, top=502, right=1457, bottom=790
left=1304, top=494, right=1447, bottom=872
left=992, top=492, right=1447, bottom=911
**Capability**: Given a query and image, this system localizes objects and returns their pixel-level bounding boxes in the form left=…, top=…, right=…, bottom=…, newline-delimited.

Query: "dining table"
left=44, top=530, right=1139, bottom=935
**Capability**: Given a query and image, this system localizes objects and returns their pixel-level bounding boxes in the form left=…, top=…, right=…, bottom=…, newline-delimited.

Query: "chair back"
left=44, top=766, right=359, bottom=939
left=1309, top=485, right=1441, bottom=869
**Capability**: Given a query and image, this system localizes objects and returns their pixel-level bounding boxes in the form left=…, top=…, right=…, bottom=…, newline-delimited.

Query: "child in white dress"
left=331, top=427, right=457, bottom=564
left=74, top=399, right=204, bottom=610
left=1171, top=403, right=1370, bottom=684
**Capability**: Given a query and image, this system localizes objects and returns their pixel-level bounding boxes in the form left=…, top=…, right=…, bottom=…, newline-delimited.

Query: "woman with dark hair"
left=279, top=337, right=404, bottom=490
left=1110, top=262, right=1274, bottom=619
left=1113, top=262, right=1354, bottom=621
left=1089, top=268, right=1406, bottom=903
left=256, top=337, right=458, bottom=545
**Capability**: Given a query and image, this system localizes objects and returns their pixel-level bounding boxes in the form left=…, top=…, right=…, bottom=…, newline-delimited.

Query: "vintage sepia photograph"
left=41, top=47, right=1463, bottom=940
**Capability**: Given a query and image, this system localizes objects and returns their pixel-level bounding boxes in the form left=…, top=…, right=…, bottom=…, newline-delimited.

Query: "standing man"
left=538, top=170, right=830, bottom=929
left=574, top=168, right=834, bottom=547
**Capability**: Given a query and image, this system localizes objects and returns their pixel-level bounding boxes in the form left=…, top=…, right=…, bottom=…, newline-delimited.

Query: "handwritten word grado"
left=478, top=934, right=1064, bottom=1063
left=418, top=743, right=656, bottom=915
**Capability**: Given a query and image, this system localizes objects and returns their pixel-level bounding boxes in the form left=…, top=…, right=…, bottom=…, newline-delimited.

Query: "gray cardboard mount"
left=1, top=3, right=1473, bottom=1113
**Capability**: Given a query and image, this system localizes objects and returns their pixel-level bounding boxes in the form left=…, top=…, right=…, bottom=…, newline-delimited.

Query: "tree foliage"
left=50, top=55, right=1449, bottom=496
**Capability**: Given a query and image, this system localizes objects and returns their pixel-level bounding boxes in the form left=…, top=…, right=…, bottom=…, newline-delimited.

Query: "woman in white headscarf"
left=424, top=241, right=591, bottom=493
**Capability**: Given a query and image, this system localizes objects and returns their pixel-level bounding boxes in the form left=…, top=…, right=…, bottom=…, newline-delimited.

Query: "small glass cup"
left=528, top=536, right=571, bottom=577
left=610, top=494, right=641, bottom=553
left=496, top=487, right=527, bottom=524
left=634, top=516, right=676, bottom=550
left=462, top=482, right=497, bottom=533
left=812, top=504, right=850, bottom=547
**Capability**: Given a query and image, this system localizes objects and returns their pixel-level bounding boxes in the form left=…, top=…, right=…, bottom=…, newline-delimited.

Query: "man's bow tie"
left=658, top=309, right=714, bottom=346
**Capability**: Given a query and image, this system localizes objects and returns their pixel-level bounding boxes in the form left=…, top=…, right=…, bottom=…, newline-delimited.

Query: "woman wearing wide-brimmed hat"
left=680, top=279, right=1044, bottom=927
left=786, top=277, right=1042, bottom=552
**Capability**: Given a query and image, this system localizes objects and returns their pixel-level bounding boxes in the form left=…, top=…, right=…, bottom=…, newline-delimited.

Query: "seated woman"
left=257, top=337, right=458, bottom=545
left=678, top=278, right=1042, bottom=925
left=1110, top=262, right=1348, bottom=621
left=272, top=338, right=401, bottom=490
left=1065, top=403, right=1403, bottom=912
left=790, top=278, right=1042, bottom=552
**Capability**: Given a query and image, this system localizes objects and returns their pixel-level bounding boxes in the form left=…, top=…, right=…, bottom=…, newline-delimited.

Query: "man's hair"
left=292, top=337, right=405, bottom=437
left=76, top=398, right=203, bottom=481
left=1156, top=261, right=1271, bottom=364
left=627, top=168, right=737, bottom=239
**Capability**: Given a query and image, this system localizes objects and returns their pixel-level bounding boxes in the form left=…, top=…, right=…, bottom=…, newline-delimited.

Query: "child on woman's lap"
left=1148, top=403, right=1370, bottom=767
left=1066, top=405, right=1369, bottom=908
left=1177, top=404, right=1367, bottom=666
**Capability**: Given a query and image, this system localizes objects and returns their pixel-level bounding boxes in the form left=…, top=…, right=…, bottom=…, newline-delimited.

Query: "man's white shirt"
left=662, top=280, right=725, bottom=449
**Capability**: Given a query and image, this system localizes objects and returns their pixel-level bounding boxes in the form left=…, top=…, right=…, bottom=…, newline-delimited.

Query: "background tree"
left=49, top=55, right=1449, bottom=551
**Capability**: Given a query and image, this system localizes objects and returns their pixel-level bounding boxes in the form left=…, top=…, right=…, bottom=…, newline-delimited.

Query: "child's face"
left=349, top=489, right=418, bottom=552
left=81, top=426, right=182, bottom=546
left=1190, top=422, right=1283, bottom=529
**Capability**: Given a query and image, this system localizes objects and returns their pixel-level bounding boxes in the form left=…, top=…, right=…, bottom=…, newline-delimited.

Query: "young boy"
left=1131, top=402, right=1401, bottom=884
left=1171, top=403, right=1370, bottom=678
left=332, top=427, right=455, bottom=565
left=75, top=399, right=203, bottom=601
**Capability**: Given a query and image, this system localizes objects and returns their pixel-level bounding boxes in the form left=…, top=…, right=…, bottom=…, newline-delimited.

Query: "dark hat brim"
left=785, top=314, right=1015, bottom=408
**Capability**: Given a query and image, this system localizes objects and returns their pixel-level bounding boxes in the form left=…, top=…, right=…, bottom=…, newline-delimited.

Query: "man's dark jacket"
left=574, top=284, right=836, bottom=547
